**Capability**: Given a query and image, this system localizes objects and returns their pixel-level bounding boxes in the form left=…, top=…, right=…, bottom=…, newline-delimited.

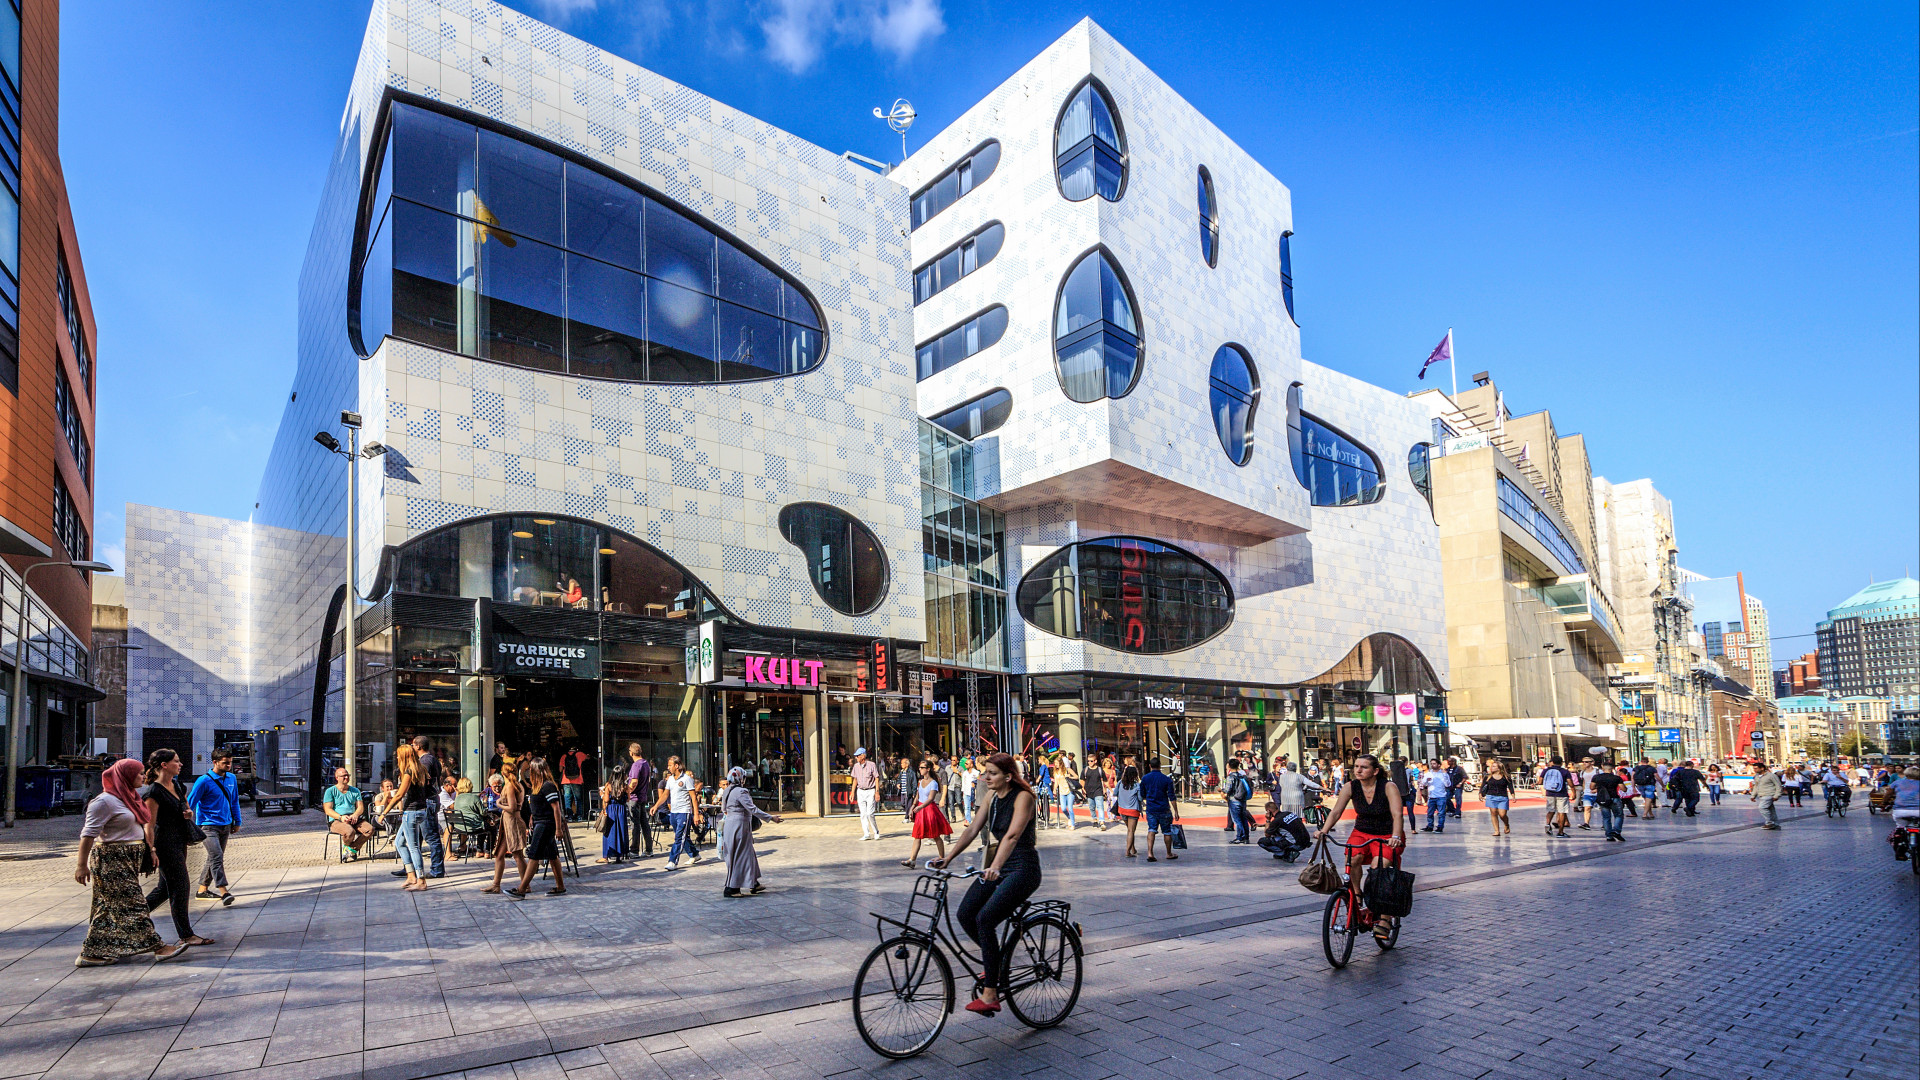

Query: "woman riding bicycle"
left=930, top=752, right=1039, bottom=1017
left=1311, top=754, right=1406, bottom=941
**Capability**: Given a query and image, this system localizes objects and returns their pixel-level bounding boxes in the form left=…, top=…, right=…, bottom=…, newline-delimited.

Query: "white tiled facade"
left=896, top=21, right=1446, bottom=689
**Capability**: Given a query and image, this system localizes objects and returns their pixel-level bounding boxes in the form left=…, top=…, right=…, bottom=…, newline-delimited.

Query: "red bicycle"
left=1321, top=835, right=1402, bottom=968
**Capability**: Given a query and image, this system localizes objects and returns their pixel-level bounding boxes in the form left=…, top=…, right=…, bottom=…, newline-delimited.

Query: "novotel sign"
left=493, top=635, right=599, bottom=679
left=744, top=655, right=826, bottom=689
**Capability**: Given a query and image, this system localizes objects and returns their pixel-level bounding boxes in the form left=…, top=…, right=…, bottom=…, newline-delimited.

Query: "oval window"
left=1055, top=79, right=1126, bottom=202
left=1053, top=248, right=1141, bottom=403
left=913, top=222, right=1004, bottom=306
left=1288, top=386, right=1383, bottom=506
left=1198, top=167, right=1219, bottom=267
left=777, top=503, right=889, bottom=616
left=912, top=140, right=1001, bottom=230
left=353, top=101, right=826, bottom=382
left=1208, top=344, right=1257, bottom=466
left=1279, top=230, right=1296, bottom=323
left=928, top=388, right=1012, bottom=441
left=1015, top=536, right=1233, bottom=654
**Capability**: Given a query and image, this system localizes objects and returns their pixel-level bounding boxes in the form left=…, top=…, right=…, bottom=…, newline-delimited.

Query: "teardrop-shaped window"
left=1016, top=536, right=1233, bottom=654
left=777, top=503, right=889, bottom=616
left=1053, top=247, right=1141, bottom=402
left=1055, top=79, right=1126, bottom=202
left=353, top=100, right=827, bottom=383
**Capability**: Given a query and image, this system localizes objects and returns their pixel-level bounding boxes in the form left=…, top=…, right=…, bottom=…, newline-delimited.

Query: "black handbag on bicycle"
left=1363, top=864, right=1415, bottom=918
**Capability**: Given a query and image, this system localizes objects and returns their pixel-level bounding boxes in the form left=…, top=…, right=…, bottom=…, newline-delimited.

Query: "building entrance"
left=494, top=677, right=601, bottom=786
left=720, top=691, right=805, bottom=814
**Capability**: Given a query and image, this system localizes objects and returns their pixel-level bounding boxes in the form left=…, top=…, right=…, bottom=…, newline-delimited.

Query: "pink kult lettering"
left=803, top=660, right=824, bottom=687
left=770, top=658, right=789, bottom=685
left=745, top=656, right=766, bottom=683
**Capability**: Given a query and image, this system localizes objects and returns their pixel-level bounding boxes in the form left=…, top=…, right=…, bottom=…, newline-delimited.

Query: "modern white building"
left=125, top=5, right=1449, bottom=807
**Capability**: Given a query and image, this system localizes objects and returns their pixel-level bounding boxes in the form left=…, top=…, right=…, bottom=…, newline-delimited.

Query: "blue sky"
left=64, top=1, right=1916, bottom=650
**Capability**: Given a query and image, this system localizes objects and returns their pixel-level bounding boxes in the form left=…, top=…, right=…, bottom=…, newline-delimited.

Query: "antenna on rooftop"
left=872, top=98, right=916, bottom=161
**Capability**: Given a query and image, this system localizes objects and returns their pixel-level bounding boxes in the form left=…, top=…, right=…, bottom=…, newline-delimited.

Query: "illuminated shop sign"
left=493, top=635, right=600, bottom=678
left=744, top=655, right=826, bottom=688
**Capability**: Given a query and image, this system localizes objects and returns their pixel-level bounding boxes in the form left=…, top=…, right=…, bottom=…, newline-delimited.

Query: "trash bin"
left=15, top=766, right=70, bottom=817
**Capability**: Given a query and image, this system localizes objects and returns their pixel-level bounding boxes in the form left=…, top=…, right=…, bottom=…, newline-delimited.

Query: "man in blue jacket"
left=188, top=749, right=243, bottom=905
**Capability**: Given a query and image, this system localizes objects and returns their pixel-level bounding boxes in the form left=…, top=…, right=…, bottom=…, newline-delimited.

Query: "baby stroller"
left=1258, top=810, right=1313, bottom=862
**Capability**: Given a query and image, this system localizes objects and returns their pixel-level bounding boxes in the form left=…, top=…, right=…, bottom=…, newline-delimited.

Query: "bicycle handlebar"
left=920, top=860, right=982, bottom=880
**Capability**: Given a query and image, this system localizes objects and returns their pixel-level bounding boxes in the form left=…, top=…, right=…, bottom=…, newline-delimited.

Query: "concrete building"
left=1776, top=694, right=1840, bottom=760
left=88, top=573, right=126, bottom=756
left=0, top=0, right=104, bottom=771
left=122, top=6, right=1450, bottom=807
left=1411, top=375, right=1622, bottom=768
left=1816, top=578, right=1919, bottom=747
left=1591, top=476, right=1703, bottom=759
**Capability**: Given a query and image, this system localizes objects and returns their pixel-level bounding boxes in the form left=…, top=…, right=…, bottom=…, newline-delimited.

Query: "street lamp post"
left=6, top=557, right=115, bottom=827
left=1542, top=644, right=1567, bottom=764
left=313, top=412, right=386, bottom=790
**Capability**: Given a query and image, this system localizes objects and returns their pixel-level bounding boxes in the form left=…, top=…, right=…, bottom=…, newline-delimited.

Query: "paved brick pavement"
left=0, top=795, right=1908, bottom=1079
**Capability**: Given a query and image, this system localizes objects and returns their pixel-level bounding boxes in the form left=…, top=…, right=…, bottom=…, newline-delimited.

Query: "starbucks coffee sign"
left=493, top=635, right=600, bottom=678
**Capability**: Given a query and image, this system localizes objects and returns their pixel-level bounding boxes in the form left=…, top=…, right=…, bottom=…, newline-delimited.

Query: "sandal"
left=547, top=887, right=567, bottom=896
left=749, top=883, right=765, bottom=894
left=181, top=936, right=216, bottom=947
left=480, top=885, right=501, bottom=894
left=1147, top=855, right=1157, bottom=862
left=154, top=944, right=192, bottom=963
left=1165, top=854, right=1179, bottom=860
left=74, top=956, right=115, bottom=968
left=1125, top=850, right=1137, bottom=858
left=899, top=860, right=916, bottom=868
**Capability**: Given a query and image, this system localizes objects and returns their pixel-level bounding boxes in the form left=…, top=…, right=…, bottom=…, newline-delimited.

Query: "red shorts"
left=1347, top=830, right=1401, bottom=865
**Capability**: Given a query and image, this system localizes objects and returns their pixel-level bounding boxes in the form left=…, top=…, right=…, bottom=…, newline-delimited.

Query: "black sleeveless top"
left=988, top=790, right=1039, bottom=867
left=1351, top=777, right=1394, bottom=836
left=140, top=781, right=191, bottom=846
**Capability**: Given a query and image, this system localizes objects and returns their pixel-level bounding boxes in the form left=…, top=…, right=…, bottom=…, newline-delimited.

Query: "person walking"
left=1112, top=763, right=1143, bottom=857
left=1669, top=760, right=1704, bottom=817
left=1748, top=761, right=1783, bottom=830
left=1481, top=760, right=1513, bottom=836
left=187, top=749, right=243, bottom=905
left=513, top=761, right=567, bottom=896
left=1225, top=760, right=1255, bottom=844
left=559, top=744, right=589, bottom=822
left=1705, top=763, right=1725, bottom=805
left=1519, top=758, right=1535, bottom=787
left=321, top=767, right=374, bottom=859
left=654, top=756, right=704, bottom=870
left=1420, top=760, right=1452, bottom=833
left=1591, top=764, right=1626, bottom=841
left=1139, top=759, right=1180, bottom=862
left=903, top=759, right=953, bottom=867
left=929, top=752, right=1041, bottom=1016
left=1390, top=759, right=1417, bottom=832
left=390, top=744, right=431, bottom=891
left=409, top=736, right=447, bottom=880
left=1082, top=755, right=1108, bottom=830
left=719, top=766, right=782, bottom=897
left=1054, top=753, right=1080, bottom=830
left=896, top=756, right=916, bottom=823
left=1655, top=760, right=1672, bottom=808
left=74, top=759, right=192, bottom=968
left=141, top=750, right=214, bottom=950
left=1276, top=762, right=1325, bottom=816
left=1615, top=764, right=1639, bottom=818
left=963, top=756, right=984, bottom=825
left=1444, top=757, right=1468, bottom=819
left=484, top=764, right=528, bottom=893
left=1575, top=757, right=1600, bottom=831
left=1781, top=765, right=1805, bottom=808
left=1540, top=757, right=1574, bottom=837
left=851, top=748, right=881, bottom=840
left=1632, top=758, right=1659, bottom=813
left=597, top=772, right=629, bottom=864
left=624, top=744, right=656, bottom=858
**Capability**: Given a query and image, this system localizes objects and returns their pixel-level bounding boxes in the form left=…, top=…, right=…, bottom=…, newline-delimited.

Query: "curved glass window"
left=777, top=503, right=889, bottom=616
left=1279, top=230, right=1296, bottom=323
left=392, top=513, right=721, bottom=618
left=1208, top=344, right=1257, bottom=466
left=1288, top=387, right=1383, bottom=506
left=928, top=388, right=1012, bottom=441
left=916, top=305, right=1008, bottom=381
left=912, top=141, right=1001, bottom=231
left=1053, top=248, right=1141, bottom=403
left=1015, top=536, right=1232, bottom=654
left=913, top=221, right=1003, bottom=305
left=1497, top=475, right=1587, bottom=573
left=1198, top=167, right=1219, bottom=267
left=354, top=101, right=825, bottom=382
left=1055, top=79, right=1126, bottom=202
left=1408, top=443, right=1434, bottom=512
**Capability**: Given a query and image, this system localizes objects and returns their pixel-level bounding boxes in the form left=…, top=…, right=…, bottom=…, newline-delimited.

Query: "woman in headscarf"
left=718, top=766, right=781, bottom=898
left=74, top=758, right=190, bottom=967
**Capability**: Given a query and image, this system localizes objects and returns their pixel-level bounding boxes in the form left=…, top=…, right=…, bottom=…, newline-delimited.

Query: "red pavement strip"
left=1077, top=795, right=1548, bottom=827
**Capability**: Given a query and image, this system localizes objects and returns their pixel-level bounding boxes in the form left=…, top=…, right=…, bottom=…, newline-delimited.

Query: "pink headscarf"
left=102, top=758, right=151, bottom=826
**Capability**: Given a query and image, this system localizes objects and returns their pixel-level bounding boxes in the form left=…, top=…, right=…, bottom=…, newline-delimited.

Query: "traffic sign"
left=1657, top=729, right=1681, bottom=744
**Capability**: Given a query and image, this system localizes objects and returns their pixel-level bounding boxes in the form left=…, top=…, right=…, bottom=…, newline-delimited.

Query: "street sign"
left=1749, top=730, right=1765, bottom=745
left=1657, top=728, right=1681, bottom=744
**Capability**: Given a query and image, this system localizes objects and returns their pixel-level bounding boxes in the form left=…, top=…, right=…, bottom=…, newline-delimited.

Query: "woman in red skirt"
left=903, top=759, right=952, bottom=867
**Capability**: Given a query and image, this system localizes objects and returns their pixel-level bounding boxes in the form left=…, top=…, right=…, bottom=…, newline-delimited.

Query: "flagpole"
left=1448, top=327, right=1457, bottom=398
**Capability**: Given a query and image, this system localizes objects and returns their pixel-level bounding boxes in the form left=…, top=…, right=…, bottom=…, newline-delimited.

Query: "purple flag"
left=1418, top=330, right=1451, bottom=380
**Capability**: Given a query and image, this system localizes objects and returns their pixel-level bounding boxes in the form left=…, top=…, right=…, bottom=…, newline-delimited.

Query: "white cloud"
left=761, top=0, right=946, bottom=74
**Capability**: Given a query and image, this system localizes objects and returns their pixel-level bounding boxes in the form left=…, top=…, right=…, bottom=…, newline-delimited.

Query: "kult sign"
left=745, top=656, right=826, bottom=688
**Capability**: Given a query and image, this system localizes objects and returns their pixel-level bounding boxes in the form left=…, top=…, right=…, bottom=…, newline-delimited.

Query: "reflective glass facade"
left=912, top=222, right=1003, bottom=305
left=778, top=504, right=889, bottom=616
left=1016, top=537, right=1234, bottom=654
left=355, top=102, right=824, bottom=383
left=1197, top=166, right=1219, bottom=267
left=1054, top=248, right=1141, bottom=403
left=911, top=141, right=1000, bottom=230
left=1208, top=344, right=1257, bottom=465
left=916, top=305, right=1008, bottom=381
left=920, top=422, right=1008, bottom=670
left=927, top=387, right=1012, bottom=441
left=1288, top=387, right=1382, bottom=506
left=1497, top=474, right=1588, bottom=573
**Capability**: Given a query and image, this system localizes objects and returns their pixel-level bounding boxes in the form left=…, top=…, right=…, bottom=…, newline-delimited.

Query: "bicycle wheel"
left=1322, top=890, right=1356, bottom=968
left=1002, top=916, right=1083, bottom=1029
left=852, top=936, right=953, bottom=1059
left=1372, top=914, right=1400, bottom=951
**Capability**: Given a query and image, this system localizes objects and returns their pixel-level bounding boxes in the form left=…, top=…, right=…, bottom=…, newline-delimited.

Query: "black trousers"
left=145, top=836, right=194, bottom=940
left=629, top=801, right=654, bottom=855
left=956, top=859, right=1042, bottom=989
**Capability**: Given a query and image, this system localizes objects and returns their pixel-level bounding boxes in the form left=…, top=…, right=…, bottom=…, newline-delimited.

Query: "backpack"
left=1228, top=774, right=1253, bottom=802
left=1542, top=768, right=1567, bottom=793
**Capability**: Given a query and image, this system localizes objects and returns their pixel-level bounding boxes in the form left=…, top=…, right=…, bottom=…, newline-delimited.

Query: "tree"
left=1838, top=732, right=1880, bottom=758
left=1797, top=736, right=1830, bottom=761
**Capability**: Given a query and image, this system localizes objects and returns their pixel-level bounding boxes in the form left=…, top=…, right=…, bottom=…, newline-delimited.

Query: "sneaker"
left=664, top=862, right=680, bottom=871
left=1578, top=823, right=1591, bottom=830
left=1421, top=826, right=1433, bottom=833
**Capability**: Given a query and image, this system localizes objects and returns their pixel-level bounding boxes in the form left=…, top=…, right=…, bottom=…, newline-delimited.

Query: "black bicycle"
left=853, top=863, right=1084, bottom=1059
left=1826, top=785, right=1848, bottom=818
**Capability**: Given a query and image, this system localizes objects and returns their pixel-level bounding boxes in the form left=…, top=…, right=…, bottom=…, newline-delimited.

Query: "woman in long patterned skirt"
left=74, top=759, right=190, bottom=967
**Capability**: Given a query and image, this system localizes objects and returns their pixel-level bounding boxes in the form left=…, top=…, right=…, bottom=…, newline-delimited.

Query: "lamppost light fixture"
left=361, top=441, right=388, bottom=459
left=313, top=431, right=341, bottom=452
left=340, top=410, right=363, bottom=428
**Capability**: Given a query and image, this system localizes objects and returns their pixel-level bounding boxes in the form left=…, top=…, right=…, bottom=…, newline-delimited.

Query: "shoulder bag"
left=1363, top=864, right=1416, bottom=918
left=1297, top=836, right=1343, bottom=894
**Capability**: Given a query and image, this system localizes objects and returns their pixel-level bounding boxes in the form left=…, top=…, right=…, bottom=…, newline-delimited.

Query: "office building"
left=124, top=5, right=1451, bottom=806
left=1816, top=578, right=1919, bottom=746
left=0, top=0, right=102, bottom=768
left=1591, top=476, right=1704, bottom=758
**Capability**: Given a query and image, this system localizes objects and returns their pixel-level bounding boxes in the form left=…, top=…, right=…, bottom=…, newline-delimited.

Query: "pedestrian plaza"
left=0, top=796, right=1910, bottom=1079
